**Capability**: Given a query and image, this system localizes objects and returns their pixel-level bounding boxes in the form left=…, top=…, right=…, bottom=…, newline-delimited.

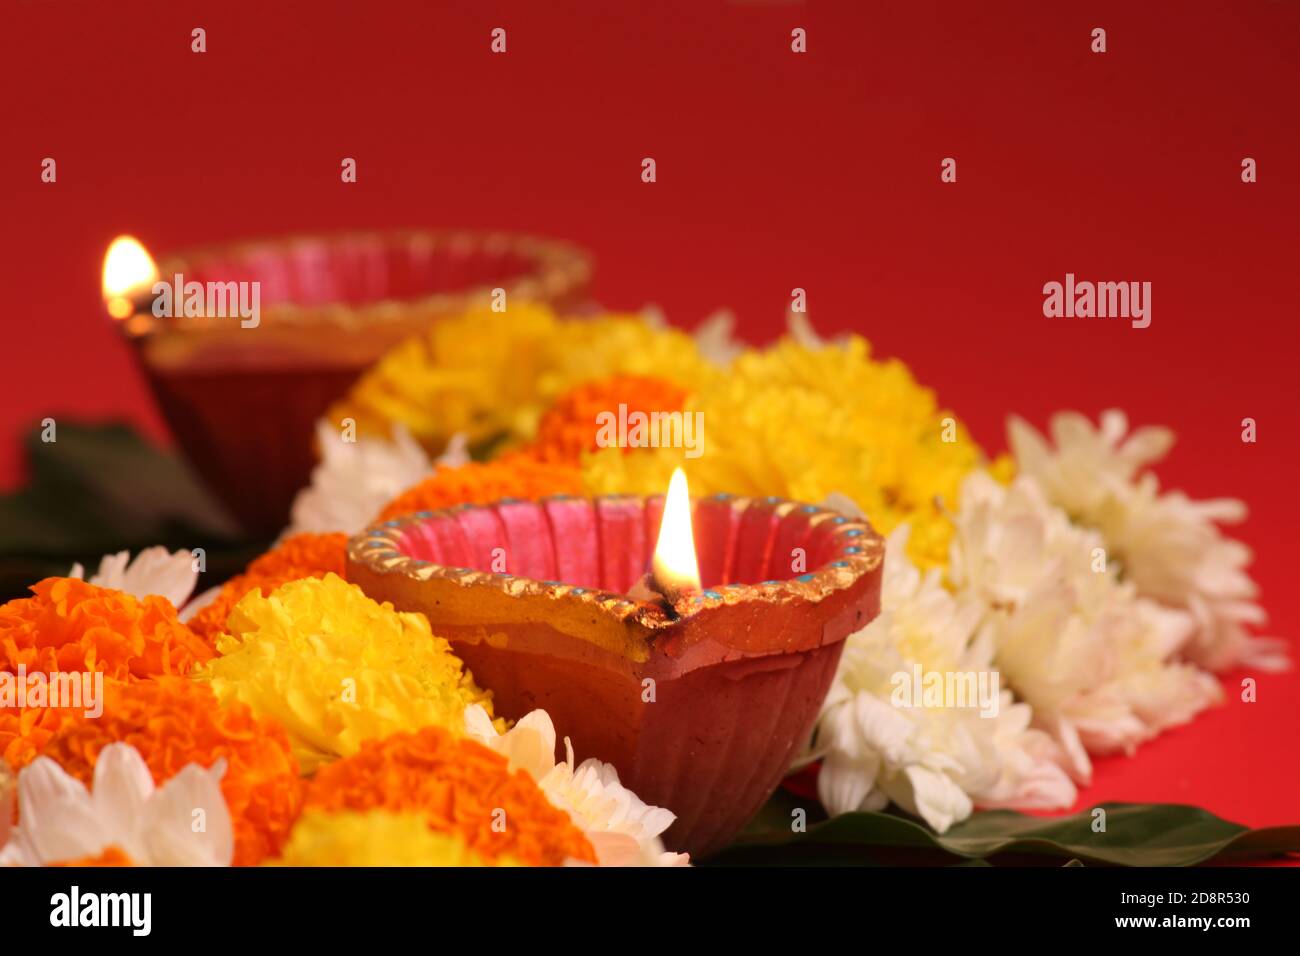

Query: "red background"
left=2, top=1, right=1297, bottom=833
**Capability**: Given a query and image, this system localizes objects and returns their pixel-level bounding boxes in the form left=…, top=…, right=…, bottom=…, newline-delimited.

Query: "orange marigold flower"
left=11, top=676, right=301, bottom=867
left=377, top=457, right=583, bottom=522
left=524, top=374, right=691, bottom=465
left=303, top=725, right=596, bottom=867
left=51, top=846, right=135, bottom=867
left=0, top=577, right=212, bottom=680
left=188, top=532, right=347, bottom=644
left=1, top=706, right=77, bottom=773
left=246, top=533, right=349, bottom=578
left=0, top=577, right=213, bottom=766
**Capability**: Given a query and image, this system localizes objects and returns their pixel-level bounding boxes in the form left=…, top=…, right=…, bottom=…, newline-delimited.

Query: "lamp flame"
left=652, top=467, right=701, bottom=594
left=102, top=236, right=159, bottom=319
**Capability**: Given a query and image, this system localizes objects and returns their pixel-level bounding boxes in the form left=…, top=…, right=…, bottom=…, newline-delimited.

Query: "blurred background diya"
left=349, top=468, right=885, bottom=857
left=101, top=230, right=593, bottom=535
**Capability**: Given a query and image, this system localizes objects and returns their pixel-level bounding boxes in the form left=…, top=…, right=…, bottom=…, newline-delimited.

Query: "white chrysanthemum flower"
left=287, top=420, right=468, bottom=536
left=178, top=585, right=222, bottom=623
left=0, top=743, right=232, bottom=867
left=950, top=472, right=1223, bottom=782
left=692, top=309, right=745, bottom=367
left=70, top=546, right=198, bottom=609
left=639, top=303, right=668, bottom=330
left=1008, top=409, right=1173, bottom=517
left=785, top=311, right=850, bottom=350
left=786, top=311, right=824, bottom=349
left=1009, top=410, right=1284, bottom=672
left=642, top=304, right=743, bottom=367
left=464, top=705, right=688, bottom=866
left=808, top=522, right=1076, bottom=833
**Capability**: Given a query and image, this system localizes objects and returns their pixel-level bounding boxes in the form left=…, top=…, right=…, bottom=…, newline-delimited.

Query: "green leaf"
left=0, top=421, right=262, bottom=599
left=710, top=789, right=1300, bottom=866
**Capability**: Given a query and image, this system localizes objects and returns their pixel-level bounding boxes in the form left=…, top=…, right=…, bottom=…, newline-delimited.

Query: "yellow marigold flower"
left=541, top=313, right=720, bottom=400
left=303, top=725, right=596, bottom=865
left=582, top=335, right=985, bottom=568
left=196, top=574, right=501, bottom=774
left=988, top=451, right=1017, bottom=485
left=328, top=304, right=719, bottom=456
left=272, top=810, right=513, bottom=867
left=188, top=532, right=348, bottom=645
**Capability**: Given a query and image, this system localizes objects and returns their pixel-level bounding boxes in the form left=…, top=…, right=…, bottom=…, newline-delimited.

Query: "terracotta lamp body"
left=116, top=230, right=591, bottom=534
left=347, top=493, right=883, bottom=858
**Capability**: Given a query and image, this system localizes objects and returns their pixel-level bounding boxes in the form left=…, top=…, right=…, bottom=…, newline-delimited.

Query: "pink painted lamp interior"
left=391, top=493, right=873, bottom=593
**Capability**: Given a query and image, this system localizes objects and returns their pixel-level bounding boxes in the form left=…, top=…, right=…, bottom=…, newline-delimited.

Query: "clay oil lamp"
left=102, top=230, right=593, bottom=535
left=347, top=468, right=884, bottom=858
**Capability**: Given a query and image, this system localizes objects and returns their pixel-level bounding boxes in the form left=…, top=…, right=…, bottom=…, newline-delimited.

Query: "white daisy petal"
left=1, top=746, right=234, bottom=867
left=693, top=309, right=745, bottom=367
left=893, top=764, right=973, bottom=834
left=12, top=758, right=107, bottom=865
left=139, top=759, right=233, bottom=867
left=464, top=704, right=558, bottom=780
left=286, top=419, right=436, bottom=535
left=178, top=584, right=222, bottom=623
left=69, top=546, right=198, bottom=609
left=464, top=705, right=685, bottom=866
left=89, top=743, right=157, bottom=857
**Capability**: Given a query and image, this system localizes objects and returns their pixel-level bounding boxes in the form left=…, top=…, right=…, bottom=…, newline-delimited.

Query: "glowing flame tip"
left=102, top=235, right=159, bottom=319
left=651, top=467, right=701, bottom=594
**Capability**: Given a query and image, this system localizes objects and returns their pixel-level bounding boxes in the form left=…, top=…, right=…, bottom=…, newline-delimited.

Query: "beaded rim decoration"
left=121, top=228, right=592, bottom=336
left=348, top=493, right=884, bottom=633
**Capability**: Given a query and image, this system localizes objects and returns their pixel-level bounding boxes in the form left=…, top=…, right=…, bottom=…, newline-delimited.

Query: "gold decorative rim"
left=348, top=493, right=885, bottom=633
left=122, top=228, right=593, bottom=338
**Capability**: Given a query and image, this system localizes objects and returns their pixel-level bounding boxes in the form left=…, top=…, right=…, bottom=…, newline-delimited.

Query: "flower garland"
left=313, top=314, right=1276, bottom=836
left=2, top=553, right=681, bottom=867
left=2, top=307, right=1281, bottom=864
left=328, top=305, right=720, bottom=457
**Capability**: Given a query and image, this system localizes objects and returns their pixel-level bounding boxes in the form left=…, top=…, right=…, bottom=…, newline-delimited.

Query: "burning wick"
left=630, top=467, right=702, bottom=613
left=102, top=236, right=159, bottom=321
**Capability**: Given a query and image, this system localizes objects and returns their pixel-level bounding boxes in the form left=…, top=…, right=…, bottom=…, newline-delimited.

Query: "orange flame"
left=102, top=236, right=159, bottom=320
left=652, top=467, right=701, bottom=593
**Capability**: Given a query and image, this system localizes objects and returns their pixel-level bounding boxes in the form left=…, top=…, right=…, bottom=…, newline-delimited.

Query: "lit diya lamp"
left=103, top=230, right=593, bottom=535
left=348, top=468, right=884, bottom=857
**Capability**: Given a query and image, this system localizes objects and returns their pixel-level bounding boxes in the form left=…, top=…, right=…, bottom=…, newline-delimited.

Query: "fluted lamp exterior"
left=347, top=492, right=884, bottom=858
